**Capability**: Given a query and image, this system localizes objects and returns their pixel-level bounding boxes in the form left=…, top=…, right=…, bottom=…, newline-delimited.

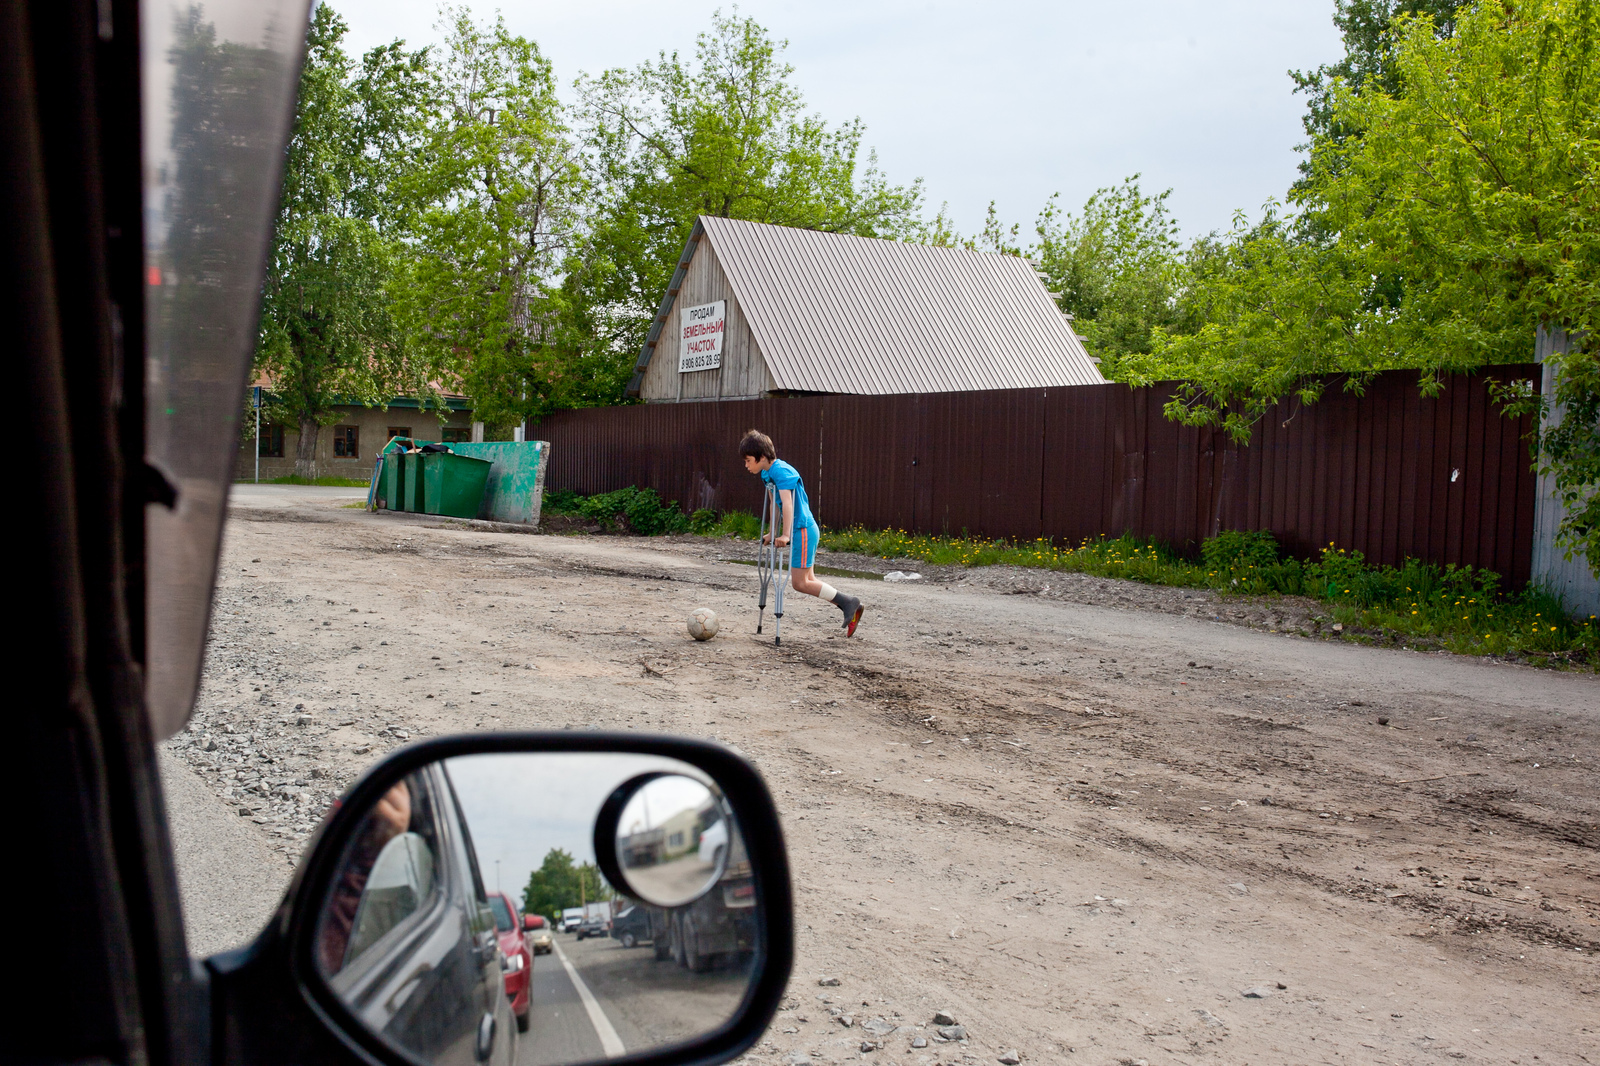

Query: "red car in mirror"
left=488, top=893, right=532, bottom=1032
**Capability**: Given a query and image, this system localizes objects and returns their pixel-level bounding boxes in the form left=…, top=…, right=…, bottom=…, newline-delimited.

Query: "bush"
left=1304, top=543, right=1371, bottom=602
left=539, top=486, right=689, bottom=535
left=587, top=487, right=689, bottom=535
left=1201, top=530, right=1295, bottom=594
left=542, top=488, right=587, bottom=515
left=1202, top=529, right=1280, bottom=571
left=1261, top=558, right=1305, bottom=596
left=688, top=508, right=720, bottom=534
left=708, top=510, right=762, bottom=539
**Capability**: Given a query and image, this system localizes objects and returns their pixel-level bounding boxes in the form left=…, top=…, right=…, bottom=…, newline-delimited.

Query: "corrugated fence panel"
left=978, top=389, right=1045, bottom=540
left=910, top=390, right=1047, bottom=540
left=1041, top=384, right=1114, bottom=545
left=530, top=366, right=1540, bottom=583
left=818, top=394, right=915, bottom=531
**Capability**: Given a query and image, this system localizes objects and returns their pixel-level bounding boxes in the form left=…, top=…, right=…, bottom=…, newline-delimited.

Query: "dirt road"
left=165, top=486, right=1599, bottom=1065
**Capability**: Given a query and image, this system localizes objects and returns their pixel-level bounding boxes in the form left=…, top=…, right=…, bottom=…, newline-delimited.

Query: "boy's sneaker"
left=836, top=594, right=864, bottom=637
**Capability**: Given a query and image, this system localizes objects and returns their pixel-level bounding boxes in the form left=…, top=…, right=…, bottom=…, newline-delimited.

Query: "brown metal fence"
left=529, top=365, right=1542, bottom=582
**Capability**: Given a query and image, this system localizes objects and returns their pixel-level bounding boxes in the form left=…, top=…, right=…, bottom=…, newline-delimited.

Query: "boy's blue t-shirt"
left=761, top=459, right=817, bottom=531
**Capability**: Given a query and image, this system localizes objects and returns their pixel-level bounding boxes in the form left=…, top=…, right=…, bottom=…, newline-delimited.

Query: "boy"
left=739, top=429, right=865, bottom=636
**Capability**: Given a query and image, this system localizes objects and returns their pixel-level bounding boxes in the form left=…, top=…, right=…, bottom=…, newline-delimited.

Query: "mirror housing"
left=204, top=733, right=793, bottom=1066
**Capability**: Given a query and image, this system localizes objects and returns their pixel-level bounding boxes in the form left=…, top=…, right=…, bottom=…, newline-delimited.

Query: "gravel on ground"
left=163, top=488, right=1600, bottom=1065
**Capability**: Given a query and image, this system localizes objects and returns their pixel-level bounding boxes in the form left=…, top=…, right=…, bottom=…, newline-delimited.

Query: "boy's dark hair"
left=739, top=429, right=776, bottom=462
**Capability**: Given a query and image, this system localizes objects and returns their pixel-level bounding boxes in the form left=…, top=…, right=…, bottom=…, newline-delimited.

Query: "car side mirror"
left=203, top=734, right=792, bottom=1066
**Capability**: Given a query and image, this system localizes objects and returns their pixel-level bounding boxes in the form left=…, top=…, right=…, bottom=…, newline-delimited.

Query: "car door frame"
left=10, top=6, right=793, bottom=1066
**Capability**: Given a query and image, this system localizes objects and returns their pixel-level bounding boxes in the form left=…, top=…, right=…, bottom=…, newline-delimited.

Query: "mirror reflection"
left=314, top=754, right=758, bottom=1066
left=614, top=775, right=729, bottom=908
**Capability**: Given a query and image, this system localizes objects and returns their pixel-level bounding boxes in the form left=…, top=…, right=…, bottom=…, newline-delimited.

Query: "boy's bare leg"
left=790, top=567, right=825, bottom=597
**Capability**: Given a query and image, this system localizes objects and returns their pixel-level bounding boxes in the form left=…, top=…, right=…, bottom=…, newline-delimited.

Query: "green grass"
left=819, top=526, right=1595, bottom=664
left=245, top=475, right=375, bottom=487
left=541, top=488, right=1597, bottom=664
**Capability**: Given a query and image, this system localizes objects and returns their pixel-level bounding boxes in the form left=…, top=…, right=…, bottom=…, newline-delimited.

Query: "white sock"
left=817, top=582, right=838, bottom=602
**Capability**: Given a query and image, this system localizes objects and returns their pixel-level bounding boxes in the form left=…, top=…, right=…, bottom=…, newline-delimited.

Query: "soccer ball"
left=687, top=608, right=720, bottom=641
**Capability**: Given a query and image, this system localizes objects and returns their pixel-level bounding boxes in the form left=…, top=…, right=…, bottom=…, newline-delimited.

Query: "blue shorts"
left=791, top=522, right=819, bottom=569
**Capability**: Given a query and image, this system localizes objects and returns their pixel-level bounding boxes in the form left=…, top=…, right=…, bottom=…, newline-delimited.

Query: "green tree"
left=1319, top=0, right=1600, bottom=572
left=520, top=848, right=614, bottom=920
left=1147, top=0, right=1600, bottom=574
left=1122, top=205, right=1381, bottom=420
left=520, top=847, right=576, bottom=920
left=256, top=5, right=434, bottom=477
left=1289, top=0, right=1459, bottom=182
left=575, top=11, right=924, bottom=391
left=390, top=8, right=587, bottom=427
left=1032, top=177, right=1191, bottom=379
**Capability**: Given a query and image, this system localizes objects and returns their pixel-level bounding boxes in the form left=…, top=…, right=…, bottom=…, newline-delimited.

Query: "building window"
left=257, top=424, right=285, bottom=458
left=441, top=427, right=471, bottom=443
left=332, top=425, right=360, bottom=458
left=386, top=426, right=412, bottom=444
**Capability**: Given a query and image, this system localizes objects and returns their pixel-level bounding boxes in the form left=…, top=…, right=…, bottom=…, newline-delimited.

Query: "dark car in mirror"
left=610, top=904, right=652, bottom=950
left=315, top=764, right=515, bottom=1066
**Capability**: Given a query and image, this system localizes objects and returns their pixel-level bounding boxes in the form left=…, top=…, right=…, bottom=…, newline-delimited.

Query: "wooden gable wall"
left=639, top=234, right=774, bottom=402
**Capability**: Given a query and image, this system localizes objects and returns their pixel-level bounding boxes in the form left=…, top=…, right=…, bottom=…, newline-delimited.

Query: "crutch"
left=755, top=483, right=790, bottom=645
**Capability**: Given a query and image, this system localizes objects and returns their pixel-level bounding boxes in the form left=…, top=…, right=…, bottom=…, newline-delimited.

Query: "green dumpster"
left=380, top=451, right=405, bottom=510
left=403, top=452, right=426, bottom=513
left=421, top=451, right=492, bottom=519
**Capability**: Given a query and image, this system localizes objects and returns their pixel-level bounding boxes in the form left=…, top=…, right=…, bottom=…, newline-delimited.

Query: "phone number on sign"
left=681, top=351, right=721, bottom=371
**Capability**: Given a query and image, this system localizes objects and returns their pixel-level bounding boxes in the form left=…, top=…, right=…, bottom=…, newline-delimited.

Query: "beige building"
left=234, top=396, right=477, bottom=481
left=627, top=216, right=1105, bottom=402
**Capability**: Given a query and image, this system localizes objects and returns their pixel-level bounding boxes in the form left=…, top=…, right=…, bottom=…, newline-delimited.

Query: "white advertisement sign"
left=679, top=300, right=725, bottom=373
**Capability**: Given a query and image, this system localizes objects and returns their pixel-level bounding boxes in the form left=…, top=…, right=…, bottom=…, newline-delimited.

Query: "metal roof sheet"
left=630, top=216, right=1105, bottom=396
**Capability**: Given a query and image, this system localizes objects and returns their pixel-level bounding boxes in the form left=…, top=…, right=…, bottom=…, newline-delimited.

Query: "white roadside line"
left=551, top=939, right=626, bottom=1059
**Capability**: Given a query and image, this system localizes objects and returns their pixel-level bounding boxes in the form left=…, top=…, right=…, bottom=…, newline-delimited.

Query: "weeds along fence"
left=528, top=365, right=1543, bottom=583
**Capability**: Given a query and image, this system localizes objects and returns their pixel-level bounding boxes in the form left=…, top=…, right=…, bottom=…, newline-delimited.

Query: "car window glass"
left=440, top=768, right=497, bottom=944
left=344, top=833, right=436, bottom=964
left=316, top=770, right=444, bottom=975
left=442, top=769, right=489, bottom=901
left=488, top=895, right=513, bottom=933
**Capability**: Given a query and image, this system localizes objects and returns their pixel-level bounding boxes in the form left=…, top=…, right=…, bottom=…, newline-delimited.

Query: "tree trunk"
left=295, top=415, right=320, bottom=481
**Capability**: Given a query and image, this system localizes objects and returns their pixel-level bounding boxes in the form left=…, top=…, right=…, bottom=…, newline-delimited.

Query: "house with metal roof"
left=626, top=216, right=1105, bottom=402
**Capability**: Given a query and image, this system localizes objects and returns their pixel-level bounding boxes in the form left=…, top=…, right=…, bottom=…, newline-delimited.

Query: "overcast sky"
left=326, top=0, right=1343, bottom=241
left=446, top=752, right=709, bottom=908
